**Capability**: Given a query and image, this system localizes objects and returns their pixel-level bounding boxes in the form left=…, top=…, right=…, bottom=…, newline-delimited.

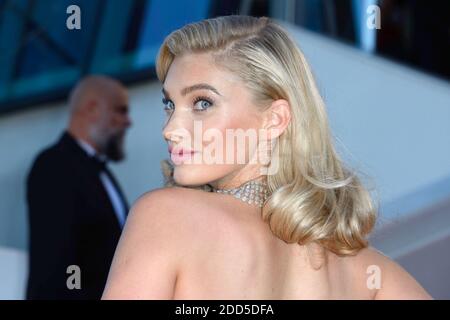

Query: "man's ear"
left=85, top=98, right=100, bottom=119
left=262, top=99, right=291, bottom=140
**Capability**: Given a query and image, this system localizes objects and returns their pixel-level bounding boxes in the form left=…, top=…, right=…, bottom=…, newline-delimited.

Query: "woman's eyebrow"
left=162, top=83, right=222, bottom=97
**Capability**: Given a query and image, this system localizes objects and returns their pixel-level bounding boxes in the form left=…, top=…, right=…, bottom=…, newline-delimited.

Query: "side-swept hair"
left=156, top=15, right=378, bottom=260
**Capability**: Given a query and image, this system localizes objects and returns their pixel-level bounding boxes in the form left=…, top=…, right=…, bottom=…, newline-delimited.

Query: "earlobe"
left=266, top=127, right=283, bottom=140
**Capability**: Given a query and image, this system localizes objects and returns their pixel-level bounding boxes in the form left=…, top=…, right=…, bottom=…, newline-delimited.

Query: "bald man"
left=26, top=75, right=132, bottom=299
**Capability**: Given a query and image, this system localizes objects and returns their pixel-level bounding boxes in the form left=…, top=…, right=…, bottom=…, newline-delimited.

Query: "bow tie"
left=91, top=155, right=107, bottom=172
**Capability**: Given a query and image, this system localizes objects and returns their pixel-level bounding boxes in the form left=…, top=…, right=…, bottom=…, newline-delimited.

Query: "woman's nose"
left=163, top=128, right=182, bottom=143
left=162, top=113, right=190, bottom=142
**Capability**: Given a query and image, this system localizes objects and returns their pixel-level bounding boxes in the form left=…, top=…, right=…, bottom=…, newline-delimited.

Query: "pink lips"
left=168, top=145, right=197, bottom=165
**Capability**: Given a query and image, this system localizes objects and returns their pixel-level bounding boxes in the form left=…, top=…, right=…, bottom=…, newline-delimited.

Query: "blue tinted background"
left=0, top=0, right=211, bottom=112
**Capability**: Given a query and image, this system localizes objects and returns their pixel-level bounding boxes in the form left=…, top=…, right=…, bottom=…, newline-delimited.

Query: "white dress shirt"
left=76, top=139, right=126, bottom=228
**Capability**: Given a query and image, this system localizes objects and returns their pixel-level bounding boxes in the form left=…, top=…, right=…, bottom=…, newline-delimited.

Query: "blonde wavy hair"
left=156, top=15, right=378, bottom=260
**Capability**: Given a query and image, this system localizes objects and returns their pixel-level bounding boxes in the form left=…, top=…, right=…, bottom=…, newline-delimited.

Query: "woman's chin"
left=173, top=164, right=228, bottom=188
left=173, top=166, right=207, bottom=187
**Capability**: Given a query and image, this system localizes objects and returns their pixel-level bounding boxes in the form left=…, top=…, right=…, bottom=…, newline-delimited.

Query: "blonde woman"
left=102, top=15, right=432, bottom=300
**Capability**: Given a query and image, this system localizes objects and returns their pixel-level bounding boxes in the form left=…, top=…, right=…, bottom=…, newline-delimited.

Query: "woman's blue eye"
left=193, top=97, right=213, bottom=112
left=162, top=97, right=174, bottom=112
left=162, top=96, right=213, bottom=113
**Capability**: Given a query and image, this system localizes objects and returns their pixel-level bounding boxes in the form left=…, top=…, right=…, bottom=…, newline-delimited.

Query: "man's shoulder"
left=27, top=135, right=77, bottom=182
left=29, top=144, right=60, bottom=175
left=33, top=143, right=61, bottom=165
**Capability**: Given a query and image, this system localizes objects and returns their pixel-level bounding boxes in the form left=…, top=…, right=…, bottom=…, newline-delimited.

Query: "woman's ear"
left=262, top=99, right=291, bottom=140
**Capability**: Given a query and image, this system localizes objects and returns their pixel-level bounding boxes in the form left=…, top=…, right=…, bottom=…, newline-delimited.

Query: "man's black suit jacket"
left=26, top=131, right=128, bottom=299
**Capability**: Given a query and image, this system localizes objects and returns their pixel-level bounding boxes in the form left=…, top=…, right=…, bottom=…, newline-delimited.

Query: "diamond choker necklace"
left=211, top=179, right=270, bottom=208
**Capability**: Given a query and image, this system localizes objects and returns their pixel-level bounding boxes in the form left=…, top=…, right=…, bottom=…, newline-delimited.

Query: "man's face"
left=95, top=86, right=132, bottom=161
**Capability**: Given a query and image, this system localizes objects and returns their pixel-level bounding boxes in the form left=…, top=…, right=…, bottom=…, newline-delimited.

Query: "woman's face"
left=162, top=52, right=269, bottom=189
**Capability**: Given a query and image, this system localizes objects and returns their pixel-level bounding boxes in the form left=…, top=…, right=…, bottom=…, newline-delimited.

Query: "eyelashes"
left=162, top=97, right=174, bottom=112
left=162, top=95, right=214, bottom=113
left=192, top=95, right=213, bottom=112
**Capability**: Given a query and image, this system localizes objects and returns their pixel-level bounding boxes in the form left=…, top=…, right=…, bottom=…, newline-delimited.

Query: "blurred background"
left=0, top=0, right=449, bottom=299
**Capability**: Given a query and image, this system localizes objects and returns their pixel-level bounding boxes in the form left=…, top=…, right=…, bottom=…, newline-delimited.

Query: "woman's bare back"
left=102, top=187, right=431, bottom=300
left=172, top=188, right=374, bottom=300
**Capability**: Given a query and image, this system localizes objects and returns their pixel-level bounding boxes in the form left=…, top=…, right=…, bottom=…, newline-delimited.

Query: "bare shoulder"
left=340, top=246, right=433, bottom=300
left=128, top=186, right=240, bottom=246
left=126, top=186, right=257, bottom=271
left=129, top=186, right=205, bottom=224
left=102, top=186, right=227, bottom=299
left=132, top=186, right=262, bottom=258
left=124, top=187, right=198, bottom=245
left=131, top=185, right=233, bottom=223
